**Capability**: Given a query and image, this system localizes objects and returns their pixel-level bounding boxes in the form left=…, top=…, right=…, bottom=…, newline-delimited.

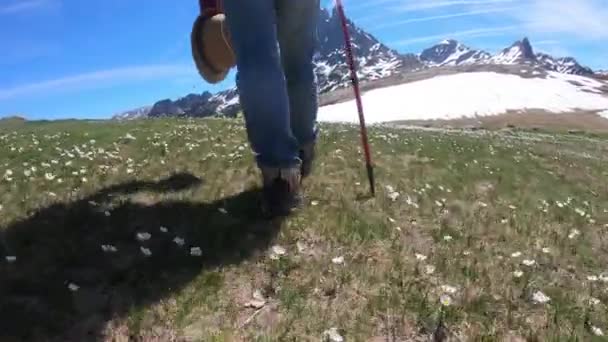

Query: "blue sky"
left=1, top=0, right=607, bottom=120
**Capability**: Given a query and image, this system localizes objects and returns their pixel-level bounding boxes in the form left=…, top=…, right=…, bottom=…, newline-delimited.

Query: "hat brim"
left=191, top=14, right=231, bottom=84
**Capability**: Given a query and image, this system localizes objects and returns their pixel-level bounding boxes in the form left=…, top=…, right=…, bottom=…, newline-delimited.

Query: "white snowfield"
left=317, top=72, right=608, bottom=123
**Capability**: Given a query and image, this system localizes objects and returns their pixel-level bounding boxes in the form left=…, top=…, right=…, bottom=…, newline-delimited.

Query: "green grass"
left=1, top=117, right=608, bottom=341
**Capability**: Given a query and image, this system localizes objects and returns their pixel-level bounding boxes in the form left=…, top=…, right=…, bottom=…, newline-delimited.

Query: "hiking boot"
left=299, top=142, right=316, bottom=179
left=260, top=166, right=302, bottom=217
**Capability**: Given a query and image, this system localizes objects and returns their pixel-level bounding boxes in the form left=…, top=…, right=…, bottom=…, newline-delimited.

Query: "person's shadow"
left=0, top=173, right=283, bottom=341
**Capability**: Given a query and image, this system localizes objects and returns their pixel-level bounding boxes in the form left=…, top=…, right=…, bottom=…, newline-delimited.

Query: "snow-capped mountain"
left=114, top=11, right=604, bottom=120
left=420, top=39, right=490, bottom=66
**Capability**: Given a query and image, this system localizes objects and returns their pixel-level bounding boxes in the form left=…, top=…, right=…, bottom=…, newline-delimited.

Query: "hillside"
left=1, top=118, right=608, bottom=340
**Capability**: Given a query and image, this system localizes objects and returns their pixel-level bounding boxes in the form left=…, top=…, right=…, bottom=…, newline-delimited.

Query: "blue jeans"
left=223, top=0, right=320, bottom=169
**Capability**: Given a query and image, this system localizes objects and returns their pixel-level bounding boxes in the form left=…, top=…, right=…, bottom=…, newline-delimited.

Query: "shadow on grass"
left=0, top=173, right=283, bottom=341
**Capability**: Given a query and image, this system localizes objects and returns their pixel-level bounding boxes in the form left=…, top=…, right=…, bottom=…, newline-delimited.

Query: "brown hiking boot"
left=299, top=142, right=316, bottom=179
left=260, top=166, right=302, bottom=217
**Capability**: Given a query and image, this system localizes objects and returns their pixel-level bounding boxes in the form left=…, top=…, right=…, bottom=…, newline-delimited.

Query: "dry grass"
left=1, top=118, right=608, bottom=341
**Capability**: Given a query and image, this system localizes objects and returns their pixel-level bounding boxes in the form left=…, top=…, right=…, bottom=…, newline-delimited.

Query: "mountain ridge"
left=115, top=10, right=601, bottom=120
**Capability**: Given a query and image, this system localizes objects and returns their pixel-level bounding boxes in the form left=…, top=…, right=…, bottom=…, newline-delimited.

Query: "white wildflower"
left=125, top=133, right=137, bottom=140
left=190, top=247, right=203, bottom=257
left=556, top=201, right=565, bottom=208
left=270, top=245, right=286, bottom=260
left=435, top=200, right=443, bottom=207
left=101, top=244, right=117, bottom=253
left=23, top=170, right=31, bottom=177
left=522, top=259, right=536, bottom=266
left=159, top=226, right=168, bottom=233
left=440, top=294, right=452, bottom=306
left=173, top=237, right=185, bottom=246
left=501, top=218, right=509, bottom=224
left=311, top=200, right=319, bottom=206
left=568, top=229, right=580, bottom=239
left=441, top=285, right=457, bottom=294
left=599, top=274, right=608, bottom=283
left=415, top=253, right=427, bottom=261
left=443, top=235, right=453, bottom=241
left=542, top=247, right=551, bottom=254
left=332, top=256, right=345, bottom=265
left=140, top=246, right=152, bottom=256
left=323, top=328, right=344, bottom=342
left=68, top=283, right=80, bottom=292
left=511, top=251, right=522, bottom=258
left=81, top=177, right=87, bottom=183
left=591, top=326, right=604, bottom=336
left=479, top=202, right=488, bottom=208
left=587, top=275, right=598, bottom=282
left=45, top=173, right=56, bottom=181
left=575, top=208, right=586, bottom=217
left=509, top=205, right=517, bottom=210
left=532, top=291, right=550, bottom=304
left=425, top=265, right=436, bottom=274
left=589, top=297, right=601, bottom=305
left=463, top=250, right=471, bottom=256
left=136, top=232, right=151, bottom=242
left=218, top=207, right=228, bottom=214
left=513, top=270, right=524, bottom=278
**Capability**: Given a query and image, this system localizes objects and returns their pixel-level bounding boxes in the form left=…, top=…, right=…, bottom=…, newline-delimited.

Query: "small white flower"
left=101, top=244, right=117, bottom=253
left=501, top=218, right=509, bottom=224
left=532, top=291, right=550, bottom=304
left=190, top=247, right=203, bottom=257
left=332, top=256, right=345, bottom=265
left=311, top=200, right=319, bottom=206
left=218, top=207, right=228, bottom=214
left=591, top=326, right=604, bottom=336
left=140, top=246, right=152, bottom=256
left=323, top=328, right=344, bottom=342
left=388, top=191, right=400, bottom=201
left=136, top=232, right=151, bottom=242
left=441, top=285, right=457, bottom=294
left=511, top=251, right=522, bottom=258
left=45, top=173, right=56, bottom=181
left=440, top=294, right=452, bottom=306
left=575, top=208, right=586, bottom=217
left=159, top=226, right=168, bottom=233
left=68, top=283, right=80, bottom=292
left=425, top=265, right=436, bottom=274
left=599, top=274, right=608, bottom=283
left=270, top=245, right=286, bottom=260
left=479, top=202, right=488, bottom=208
left=542, top=247, right=551, bottom=254
left=568, top=229, right=581, bottom=239
left=23, top=170, right=31, bottom=177
left=508, top=205, right=517, bottom=210
left=589, top=297, right=601, bottom=305
left=435, top=200, right=444, bottom=207
left=587, top=275, right=598, bottom=282
left=513, top=270, right=524, bottom=278
left=81, top=177, right=87, bottom=183
left=415, top=253, right=427, bottom=261
left=5, top=256, right=17, bottom=263
left=104, top=210, right=111, bottom=217
left=443, top=235, right=453, bottom=241
left=556, top=201, right=565, bottom=208
left=463, top=250, right=471, bottom=256
left=522, top=259, right=536, bottom=266
left=173, top=237, right=185, bottom=246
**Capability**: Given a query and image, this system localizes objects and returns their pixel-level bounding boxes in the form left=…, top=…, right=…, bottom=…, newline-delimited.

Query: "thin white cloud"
left=394, top=0, right=517, bottom=12
left=0, top=0, right=53, bottom=14
left=370, top=6, right=516, bottom=30
left=512, top=0, right=608, bottom=40
left=0, top=64, right=192, bottom=101
left=393, top=25, right=517, bottom=45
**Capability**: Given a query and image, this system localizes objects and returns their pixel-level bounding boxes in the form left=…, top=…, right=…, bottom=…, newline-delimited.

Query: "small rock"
left=270, top=245, right=286, bottom=260
left=5, top=256, right=16, bottom=263
left=245, top=290, right=266, bottom=309
left=173, top=237, right=185, bottom=246
left=323, top=328, right=344, bottom=342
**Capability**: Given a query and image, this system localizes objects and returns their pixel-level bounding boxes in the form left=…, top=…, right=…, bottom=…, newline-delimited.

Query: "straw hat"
left=191, top=12, right=236, bottom=84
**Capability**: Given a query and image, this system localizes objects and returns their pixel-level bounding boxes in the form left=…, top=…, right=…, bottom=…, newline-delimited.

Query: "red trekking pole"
left=335, top=0, right=376, bottom=196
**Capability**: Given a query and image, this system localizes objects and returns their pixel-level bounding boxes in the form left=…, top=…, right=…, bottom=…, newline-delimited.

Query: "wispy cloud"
left=511, top=0, right=608, bottom=40
left=0, top=0, right=53, bottom=15
left=370, top=6, right=516, bottom=30
left=0, top=64, right=192, bottom=101
left=393, top=25, right=517, bottom=46
left=393, top=0, right=517, bottom=12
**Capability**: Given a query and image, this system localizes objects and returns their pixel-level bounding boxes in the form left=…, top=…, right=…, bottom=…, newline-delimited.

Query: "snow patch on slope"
left=318, top=72, right=608, bottom=123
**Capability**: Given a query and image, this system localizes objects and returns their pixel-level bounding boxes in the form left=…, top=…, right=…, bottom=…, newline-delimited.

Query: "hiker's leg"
left=223, top=0, right=300, bottom=169
left=276, top=0, right=320, bottom=148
